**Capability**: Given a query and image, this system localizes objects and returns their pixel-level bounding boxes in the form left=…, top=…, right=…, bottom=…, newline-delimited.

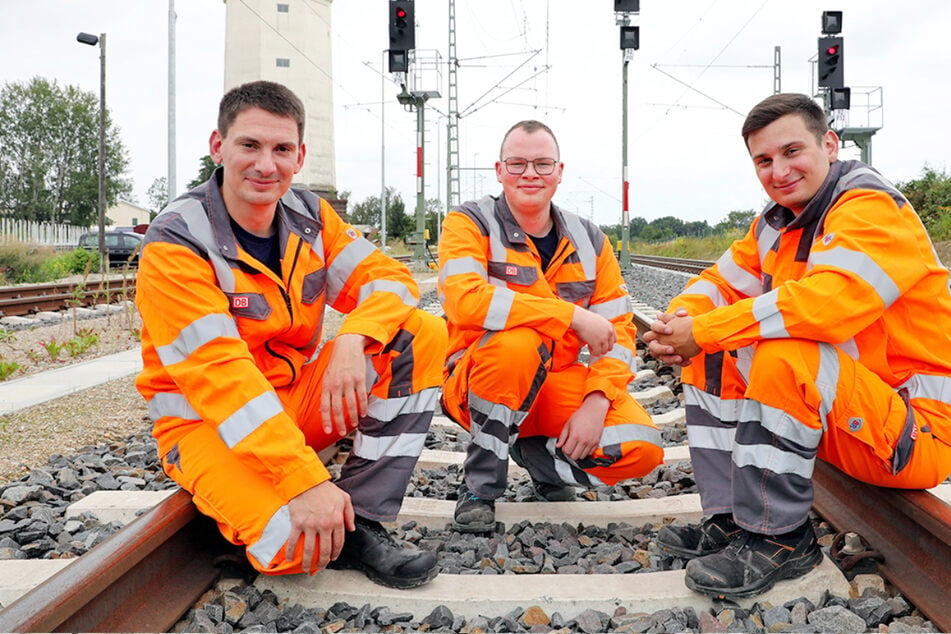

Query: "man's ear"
left=209, top=129, right=224, bottom=164
left=824, top=129, right=840, bottom=163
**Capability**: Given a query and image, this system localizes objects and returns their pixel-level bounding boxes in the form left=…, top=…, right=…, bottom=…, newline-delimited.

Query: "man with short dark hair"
left=438, top=120, right=665, bottom=533
left=646, top=92, right=951, bottom=598
left=136, top=80, right=447, bottom=588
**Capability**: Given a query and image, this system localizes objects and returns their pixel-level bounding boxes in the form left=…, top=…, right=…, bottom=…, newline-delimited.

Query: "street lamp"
left=77, top=31, right=107, bottom=272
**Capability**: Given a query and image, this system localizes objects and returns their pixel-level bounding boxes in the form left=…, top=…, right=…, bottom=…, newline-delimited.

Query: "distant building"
left=107, top=200, right=151, bottom=230
left=223, top=0, right=336, bottom=199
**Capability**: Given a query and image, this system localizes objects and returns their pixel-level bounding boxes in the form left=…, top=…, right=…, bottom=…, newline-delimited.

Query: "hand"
left=556, top=392, right=609, bottom=461
left=320, top=334, right=370, bottom=435
left=570, top=306, right=617, bottom=357
left=642, top=308, right=700, bottom=366
left=285, top=480, right=355, bottom=573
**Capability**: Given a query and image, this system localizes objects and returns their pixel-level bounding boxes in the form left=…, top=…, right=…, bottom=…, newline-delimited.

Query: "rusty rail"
left=0, top=489, right=228, bottom=633
left=813, top=462, right=951, bottom=631
left=0, top=277, right=136, bottom=318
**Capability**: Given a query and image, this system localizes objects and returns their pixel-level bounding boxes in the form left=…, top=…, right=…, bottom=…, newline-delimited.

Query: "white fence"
left=0, top=218, right=90, bottom=248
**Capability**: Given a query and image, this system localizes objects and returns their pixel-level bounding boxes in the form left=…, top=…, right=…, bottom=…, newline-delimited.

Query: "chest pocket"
left=487, top=261, right=538, bottom=286
left=225, top=292, right=271, bottom=320
left=301, top=268, right=326, bottom=304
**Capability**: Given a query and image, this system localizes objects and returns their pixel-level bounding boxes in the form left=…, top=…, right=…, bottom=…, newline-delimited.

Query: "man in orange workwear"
left=645, top=93, right=951, bottom=599
left=135, top=81, right=447, bottom=588
left=438, top=120, right=665, bottom=532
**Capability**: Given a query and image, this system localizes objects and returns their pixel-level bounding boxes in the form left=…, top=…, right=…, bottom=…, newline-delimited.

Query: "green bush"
left=56, top=248, right=100, bottom=275
left=0, top=242, right=57, bottom=283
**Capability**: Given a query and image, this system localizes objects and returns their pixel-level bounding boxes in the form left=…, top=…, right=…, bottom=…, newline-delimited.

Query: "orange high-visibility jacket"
left=671, top=160, right=951, bottom=440
left=136, top=171, right=421, bottom=503
left=438, top=194, right=637, bottom=401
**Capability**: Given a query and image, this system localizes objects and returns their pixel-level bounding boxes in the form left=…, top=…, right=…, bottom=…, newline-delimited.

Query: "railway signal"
left=387, top=1, right=415, bottom=72
left=817, top=36, right=844, bottom=89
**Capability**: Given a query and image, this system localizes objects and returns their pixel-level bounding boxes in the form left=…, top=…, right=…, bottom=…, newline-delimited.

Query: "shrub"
left=0, top=241, right=59, bottom=284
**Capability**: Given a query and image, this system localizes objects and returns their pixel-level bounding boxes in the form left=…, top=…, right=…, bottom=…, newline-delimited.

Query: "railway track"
left=1, top=255, right=949, bottom=631
left=0, top=277, right=136, bottom=318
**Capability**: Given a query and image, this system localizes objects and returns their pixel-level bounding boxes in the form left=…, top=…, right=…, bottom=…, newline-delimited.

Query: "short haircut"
left=741, top=93, right=828, bottom=148
left=217, top=80, right=306, bottom=142
left=499, top=120, right=560, bottom=159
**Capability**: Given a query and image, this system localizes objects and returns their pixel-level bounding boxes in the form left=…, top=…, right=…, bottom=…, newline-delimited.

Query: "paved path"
left=0, top=350, right=141, bottom=416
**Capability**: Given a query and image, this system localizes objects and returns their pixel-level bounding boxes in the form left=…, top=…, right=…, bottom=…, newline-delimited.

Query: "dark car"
left=78, top=231, right=143, bottom=266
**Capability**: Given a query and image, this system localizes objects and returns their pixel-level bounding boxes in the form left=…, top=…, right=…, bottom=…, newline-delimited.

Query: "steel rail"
left=0, top=278, right=136, bottom=318
left=631, top=257, right=951, bottom=631
left=0, top=489, right=228, bottom=633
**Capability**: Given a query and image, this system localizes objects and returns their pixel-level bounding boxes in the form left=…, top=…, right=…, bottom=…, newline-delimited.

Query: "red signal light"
left=826, top=45, right=839, bottom=55
left=396, top=8, right=406, bottom=17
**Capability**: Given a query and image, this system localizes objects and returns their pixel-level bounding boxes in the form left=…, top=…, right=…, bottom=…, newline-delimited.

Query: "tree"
left=713, top=209, right=757, bottom=234
left=0, top=77, right=131, bottom=226
left=146, top=177, right=168, bottom=218
left=347, top=187, right=414, bottom=240
left=187, top=155, right=218, bottom=190
left=896, top=166, right=951, bottom=241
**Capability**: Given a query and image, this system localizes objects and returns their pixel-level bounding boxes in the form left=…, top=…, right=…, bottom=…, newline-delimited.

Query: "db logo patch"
left=848, top=417, right=864, bottom=432
left=346, top=228, right=359, bottom=239
left=232, top=296, right=250, bottom=310
left=505, top=265, right=518, bottom=276
left=822, top=233, right=835, bottom=246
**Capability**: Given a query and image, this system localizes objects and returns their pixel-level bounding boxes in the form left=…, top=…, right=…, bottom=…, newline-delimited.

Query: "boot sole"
left=685, top=549, right=825, bottom=599
left=452, top=519, right=499, bottom=533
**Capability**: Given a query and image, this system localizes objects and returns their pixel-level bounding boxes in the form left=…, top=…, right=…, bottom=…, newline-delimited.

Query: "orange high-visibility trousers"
left=158, top=308, right=446, bottom=574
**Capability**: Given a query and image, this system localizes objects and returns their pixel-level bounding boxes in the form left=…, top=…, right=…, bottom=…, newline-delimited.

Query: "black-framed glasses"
left=501, top=157, right=559, bottom=175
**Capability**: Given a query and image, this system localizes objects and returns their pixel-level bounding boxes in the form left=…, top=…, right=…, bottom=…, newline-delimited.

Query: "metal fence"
left=0, top=218, right=90, bottom=248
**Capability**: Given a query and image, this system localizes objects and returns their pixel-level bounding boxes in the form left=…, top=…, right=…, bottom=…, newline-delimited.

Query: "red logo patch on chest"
left=505, top=265, right=518, bottom=276
left=232, top=296, right=250, bottom=310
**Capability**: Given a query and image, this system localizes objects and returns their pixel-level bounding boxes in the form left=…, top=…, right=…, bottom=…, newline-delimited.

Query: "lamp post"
left=77, top=31, right=107, bottom=272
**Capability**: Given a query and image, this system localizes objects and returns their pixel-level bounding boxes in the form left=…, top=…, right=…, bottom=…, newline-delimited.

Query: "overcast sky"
left=2, top=0, right=949, bottom=227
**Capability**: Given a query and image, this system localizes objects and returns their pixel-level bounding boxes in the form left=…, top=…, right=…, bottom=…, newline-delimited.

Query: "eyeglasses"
left=501, top=157, right=559, bottom=175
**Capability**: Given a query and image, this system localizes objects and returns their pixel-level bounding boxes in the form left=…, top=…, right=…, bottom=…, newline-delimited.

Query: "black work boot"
left=453, top=480, right=496, bottom=533
left=509, top=441, right=575, bottom=501
left=684, top=522, right=824, bottom=599
left=656, top=513, right=741, bottom=559
left=329, top=516, right=438, bottom=589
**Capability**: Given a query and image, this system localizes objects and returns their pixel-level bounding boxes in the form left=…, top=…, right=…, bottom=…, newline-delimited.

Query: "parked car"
left=78, top=231, right=143, bottom=266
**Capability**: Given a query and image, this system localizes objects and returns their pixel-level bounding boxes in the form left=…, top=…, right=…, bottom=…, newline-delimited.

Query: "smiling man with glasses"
left=437, top=120, right=664, bottom=533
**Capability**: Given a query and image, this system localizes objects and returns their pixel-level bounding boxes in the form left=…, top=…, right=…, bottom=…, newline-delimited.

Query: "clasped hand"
left=641, top=308, right=701, bottom=367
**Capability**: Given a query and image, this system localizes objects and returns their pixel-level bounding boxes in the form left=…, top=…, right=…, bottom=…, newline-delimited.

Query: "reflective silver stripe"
left=474, top=196, right=510, bottom=270
left=326, top=238, right=376, bottom=305
left=218, top=391, right=285, bottom=449
left=735, top=345, right=754, bottom=382
left=546, top=437, right=606, bottom=487
left=156, top=313, right=240, bottom=366
left=757, top=223, right=781, bottom=266
left=752, top=291, right=789, bottom=339
left=593, top=344, right=636, bottom=373
left=440, top=256, right=487, bottom=283
left=835, top=338, right=859, bottom=360
left=589, top=296, right=631, bottom=320
left=357, top=279, right=416, bottom=308
left=683, top=384, right=744, bottom=423
left=810, top=247, right=901, bottom=308
left=832, top=166, right=893, bottom=200
left=352, top=432, right=427, bottom=460
left=686, top=423, right=735, bottom=452
left=483, top=286, right=516, bottom=331
left=816, top=342, right=841, bottom=431
left=600, top=423, right=663, bottom=448
left=469, top=392, right=527, bottom=460
left=741, top=400, right=823, bottom=448
left=366, top=388, right=439, bottom=422
left=247, top=504, right=290, bottom=568
left=180, top=202, right=236, bottom=293
left=681, top=279, right=728, bottom=307
left=733, top=442, right=815, bottom=480
left=560, top=212, right=597, bottom=279
left=716, top=250, right=762, bottom=298
left=148, top=392, right=199, bottom=421
left=898, top=373, right=951, bottom=406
